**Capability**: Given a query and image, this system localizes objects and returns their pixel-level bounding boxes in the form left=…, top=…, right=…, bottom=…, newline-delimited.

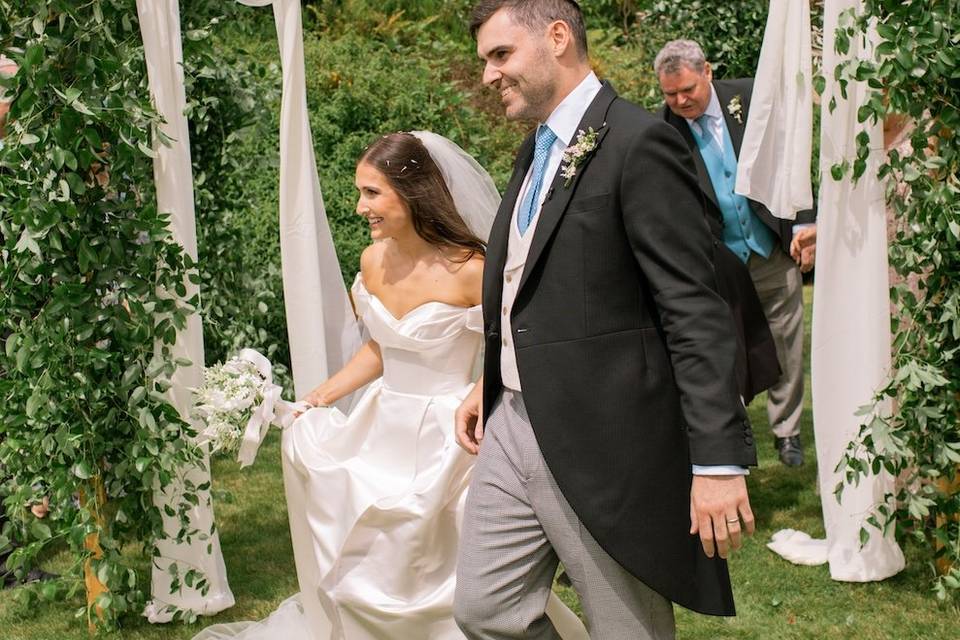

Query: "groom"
left=454, top=1, right=757, bottom=638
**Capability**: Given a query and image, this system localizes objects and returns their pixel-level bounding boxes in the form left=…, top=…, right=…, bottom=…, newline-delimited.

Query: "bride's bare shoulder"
left=455, top=252, right=484, bottom=277
left=360, top=242, right=388, bottom=289
left=453, top=252, right=484, bottom=306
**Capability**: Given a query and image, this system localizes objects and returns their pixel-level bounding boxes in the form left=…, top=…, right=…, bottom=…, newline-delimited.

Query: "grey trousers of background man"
left=748, top=247, right=805, bottom=439
left=454, top=390, right=675, bottom=640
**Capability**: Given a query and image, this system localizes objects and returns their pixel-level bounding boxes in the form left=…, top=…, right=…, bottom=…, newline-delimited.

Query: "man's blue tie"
left=517, top=125, right=557, bottom=235
left=694, top=113, right=718, bottom=151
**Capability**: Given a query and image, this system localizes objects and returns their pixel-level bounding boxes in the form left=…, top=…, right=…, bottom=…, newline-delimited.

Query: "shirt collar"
left=543, top=71, right=602, bottom=147
left=684, top=83, right=722, bottom=127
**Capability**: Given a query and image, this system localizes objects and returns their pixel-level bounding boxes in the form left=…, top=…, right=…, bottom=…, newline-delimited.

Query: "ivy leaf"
left=25, top=393, right=45, bottom=418
left=852, top=158, right=867, bottom=180
left=72, top=99, right=95, bottom=117
left=138, top=408, right=157, bottom=431
left=57, top=87, right=82, bottom=104
left=25, top=44, right=43, bottom=68
left=130, top=386, right=147, bottom=406
left=4, top=334, right=17, bottom=359
left=16, top=340, right=32, bottom=372
left=121, top=363, right=142, bottom=388
left=14, top=230, right=41, bottom=256
left=72, top=461, right=93, bottom=480
left=137, top=141, right=156, bottom=158
left=83, top=127, right=102, bottom=148
left=830, top=162, right=845, bottom=181
left=30, top=521, right=52, bottom=541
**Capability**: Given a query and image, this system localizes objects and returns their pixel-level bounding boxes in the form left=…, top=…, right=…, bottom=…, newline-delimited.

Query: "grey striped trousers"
left=454, top=390, right=675, bottom=639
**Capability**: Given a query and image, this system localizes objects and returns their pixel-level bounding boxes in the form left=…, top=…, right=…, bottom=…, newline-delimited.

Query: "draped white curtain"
left=137, top=0, right=234, bottom=621
left=135, top=0, right=362, bottom=621
left=750, top=0, right=905, bottom=580
left=735, top=0, right=813, bottom=220
left=810, top=0, right=904, bottom=581
left=237, top=0, right=361, bottom=402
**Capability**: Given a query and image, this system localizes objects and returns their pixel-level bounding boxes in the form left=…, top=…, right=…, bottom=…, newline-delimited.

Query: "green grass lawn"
left=2, top=286, right=957, bottom=639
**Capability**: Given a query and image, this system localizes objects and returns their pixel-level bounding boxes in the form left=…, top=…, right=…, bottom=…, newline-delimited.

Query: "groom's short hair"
left=470, top=0, right=588, bottom=60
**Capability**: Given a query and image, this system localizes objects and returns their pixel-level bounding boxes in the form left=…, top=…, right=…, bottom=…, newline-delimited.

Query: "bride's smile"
left=354, top=160, right=413, bottom=241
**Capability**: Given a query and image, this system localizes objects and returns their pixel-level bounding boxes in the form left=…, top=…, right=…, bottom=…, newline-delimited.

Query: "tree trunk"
left=934, top=467, right=960, bottom=576
left=78, top=476, right=108, bottom=634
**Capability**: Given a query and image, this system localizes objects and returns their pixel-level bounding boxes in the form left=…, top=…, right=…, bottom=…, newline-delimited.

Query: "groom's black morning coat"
left=482, top=82, right=758, bottom=616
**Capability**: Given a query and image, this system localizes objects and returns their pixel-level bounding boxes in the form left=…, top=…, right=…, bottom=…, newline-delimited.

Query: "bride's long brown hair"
left=358, top=133, right=486, bottom=261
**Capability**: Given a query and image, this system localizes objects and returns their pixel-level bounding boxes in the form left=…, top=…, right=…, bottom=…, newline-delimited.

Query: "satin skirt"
left=192, top=379, right=588, bottom=639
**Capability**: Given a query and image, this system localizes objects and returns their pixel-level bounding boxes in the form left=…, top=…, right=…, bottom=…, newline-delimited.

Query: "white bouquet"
left=193, top=349, right=308, bottom=467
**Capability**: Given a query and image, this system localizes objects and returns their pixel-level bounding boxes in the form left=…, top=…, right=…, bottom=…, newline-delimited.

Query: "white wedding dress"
left=194, top=275, right=588, bottom=640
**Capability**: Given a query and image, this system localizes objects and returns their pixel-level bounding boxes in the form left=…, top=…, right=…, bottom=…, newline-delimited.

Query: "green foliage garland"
left=833, top=1, right=960, bottom=600
left=0, top=1, right=205, bottom=628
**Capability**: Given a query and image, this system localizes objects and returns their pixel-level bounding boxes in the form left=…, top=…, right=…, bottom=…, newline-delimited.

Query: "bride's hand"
left=455, top=379, right=484, bottom=455
left=296, top=386, right=331, bottom=417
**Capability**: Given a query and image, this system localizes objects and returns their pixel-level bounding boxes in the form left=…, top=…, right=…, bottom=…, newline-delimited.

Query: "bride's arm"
left=303, top=340, right=383, bottom=407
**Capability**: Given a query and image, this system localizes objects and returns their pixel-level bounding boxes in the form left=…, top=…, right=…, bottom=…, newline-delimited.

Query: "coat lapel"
left=483, top=134, right=535, bottom=317
left=666, top=108, right=719, bottom=210
left=714, top=80, right=746, bottom=157
left=517, top=83, right=616, bottom=295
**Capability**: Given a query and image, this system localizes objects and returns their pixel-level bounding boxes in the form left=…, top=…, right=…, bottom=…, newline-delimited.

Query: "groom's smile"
left=475, top=8, right=560, bottom=123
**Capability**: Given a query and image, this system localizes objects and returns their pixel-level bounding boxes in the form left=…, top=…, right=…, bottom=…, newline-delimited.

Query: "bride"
left=193, top=132, right=588, bottom=640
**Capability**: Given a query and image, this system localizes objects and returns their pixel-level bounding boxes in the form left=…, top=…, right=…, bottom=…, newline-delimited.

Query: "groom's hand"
left=689, top=475, right=755, bottom=559
left=455, top=378, right=484, bottom=455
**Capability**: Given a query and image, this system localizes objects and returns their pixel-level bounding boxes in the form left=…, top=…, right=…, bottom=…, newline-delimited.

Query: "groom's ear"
left=546, top=19, right=575, bottom=59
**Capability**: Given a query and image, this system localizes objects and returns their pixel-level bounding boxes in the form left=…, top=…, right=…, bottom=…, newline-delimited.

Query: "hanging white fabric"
left=734, top=0, right=814, bottom=220
left=136, top=0, right=235, bottom=622
left=237, top=0, right=362, bottom=404
left=770, top=0, right=905, bottom=582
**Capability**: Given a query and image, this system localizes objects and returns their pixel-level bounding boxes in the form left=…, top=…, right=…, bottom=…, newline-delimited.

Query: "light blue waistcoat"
left=689, top=120, right=776, bottom=263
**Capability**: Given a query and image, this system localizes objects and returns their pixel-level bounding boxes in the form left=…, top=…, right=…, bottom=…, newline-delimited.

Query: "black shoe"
left=1, top=567, right=57, bottom=589
left=774, top=436, right=804, bottom=467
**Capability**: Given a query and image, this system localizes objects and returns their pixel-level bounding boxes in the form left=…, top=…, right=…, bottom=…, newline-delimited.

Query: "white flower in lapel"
left=560, top=127, right=600, bottom=188
left=727, top=94, right=744, bottom=124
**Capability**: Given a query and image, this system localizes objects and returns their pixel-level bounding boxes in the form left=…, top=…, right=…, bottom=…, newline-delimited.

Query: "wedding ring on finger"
left=726, top=517, right=740, bottom=525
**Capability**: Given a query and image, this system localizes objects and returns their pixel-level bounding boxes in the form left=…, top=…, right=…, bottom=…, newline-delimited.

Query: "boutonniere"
left=560, top=126, right=601, bottom=187
left=727, top=94, right=743, bottom=124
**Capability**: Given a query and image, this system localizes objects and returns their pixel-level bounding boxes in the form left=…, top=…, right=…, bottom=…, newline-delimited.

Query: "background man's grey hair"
left=470, top=0, right=589, bottom=60
left=653, top=39, right=707, bottom=77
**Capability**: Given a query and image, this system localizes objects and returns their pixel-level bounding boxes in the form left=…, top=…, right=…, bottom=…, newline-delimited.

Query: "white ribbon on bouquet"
left=234, top=348, right=310, bottom=468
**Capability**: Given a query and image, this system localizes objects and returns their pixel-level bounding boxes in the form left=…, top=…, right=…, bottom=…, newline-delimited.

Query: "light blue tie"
left=517, top=125, right=557, bottom=235
left=694, top=113, right=717, bottom=151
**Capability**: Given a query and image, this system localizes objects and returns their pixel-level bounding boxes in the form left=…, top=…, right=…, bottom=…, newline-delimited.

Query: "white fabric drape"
left=734, top=0, right=814, bottom=220
left=237, top=0, right=361, bottom=403
left=810, top=0, right=904, bottom=581
left=137, top=0, right=235, bottom=621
